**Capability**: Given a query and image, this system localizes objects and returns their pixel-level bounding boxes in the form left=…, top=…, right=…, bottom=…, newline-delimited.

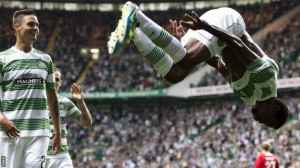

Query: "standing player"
left=254, top=141, right=279, bottom=168
left=45, top=67, right=92, bottom=168
left=0, top=9, right=61, bottom=168
left=107, top=1, right=288, bottom=129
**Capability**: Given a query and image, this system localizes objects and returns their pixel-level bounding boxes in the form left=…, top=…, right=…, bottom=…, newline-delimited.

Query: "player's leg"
left=0, top=138, right=21, bottom=168
left=24, top=136, right=49, bottom=168
left=45, top=157, right=57, bottom=168
left=178, top=37, right=212, bottom=69
left=45, top=156, right=73, bottom=168
left=135, top=5, right=186, bottom=63
left=134, top=1, right=214, bottom=70
left=164, top=64, right=195, bottom=83
left=133, top=28, right=173, bottom=77
left=57, top=155, right=73, bottom=168
left=134, top=28, right=194, bottom=83
left=107, top=1, right=139, bottom=54
left=108, top=1, right=186, bottom=64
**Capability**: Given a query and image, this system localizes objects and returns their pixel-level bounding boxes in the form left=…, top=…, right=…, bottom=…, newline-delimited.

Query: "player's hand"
left=181, top=11, right=208, bottom=30
left=0, top=118, right=20, bottom=138
left=52, top=134, right=61, bottom=155
left=169, top=19, right=185, bottom=39
left=71, top=83, right=83, bottom=101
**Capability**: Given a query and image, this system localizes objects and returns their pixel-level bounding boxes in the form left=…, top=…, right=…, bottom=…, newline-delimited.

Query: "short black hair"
left=273, top=98, right=289, bottom=129
left=12, top=9, right=36, bottom=27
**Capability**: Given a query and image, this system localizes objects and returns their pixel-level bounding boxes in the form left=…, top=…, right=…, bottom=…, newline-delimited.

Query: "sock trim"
left=145, top=46, right=165, bottom=65
left=152, top=30, right=172, bottom=48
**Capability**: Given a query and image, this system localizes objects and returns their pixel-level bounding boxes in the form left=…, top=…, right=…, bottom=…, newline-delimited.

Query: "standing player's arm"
left=0, top=112, right=20, bottom=138
left=47, top=90, right=61, bottom=154
left=71, top=83, right=92, bottom=127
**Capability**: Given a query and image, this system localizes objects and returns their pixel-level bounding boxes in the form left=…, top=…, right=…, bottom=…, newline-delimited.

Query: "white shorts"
left=0, top=136, right=49, bottom=168
left=181, top=7, right=246, bottom=57
left=45, top=155, right=73, bottom=168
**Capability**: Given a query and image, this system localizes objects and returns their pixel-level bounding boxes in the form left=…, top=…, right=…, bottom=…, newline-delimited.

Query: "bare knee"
left=164, top=64, right=194, bottom=84
left=164, top=70, right=187, bottom=84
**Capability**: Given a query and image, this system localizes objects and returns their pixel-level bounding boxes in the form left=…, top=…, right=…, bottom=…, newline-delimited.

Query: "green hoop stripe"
left=0, top=118, right=49, bottom=131
left=152, top=30, right=172, bottom=49
left=145, top=46, right=165, bottom=65
left=2, top=98, right=47, bottom=111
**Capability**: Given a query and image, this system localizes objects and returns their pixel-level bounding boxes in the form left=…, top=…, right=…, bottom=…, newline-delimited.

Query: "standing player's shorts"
left=0, top=136, right=49, bottom=168
left=45, top=155, right=73, bottom=168
left=181, top=7, right=246, bottom=58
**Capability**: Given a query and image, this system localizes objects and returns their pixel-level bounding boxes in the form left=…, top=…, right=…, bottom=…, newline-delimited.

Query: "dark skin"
left=168, top=11, right=281, bottom=128
left=164, top=38, right=211, bottom=83
left=163, top=19, right=212, bottom=83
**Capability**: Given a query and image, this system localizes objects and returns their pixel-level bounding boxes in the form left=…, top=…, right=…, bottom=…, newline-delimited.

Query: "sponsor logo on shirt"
left=37, top=61, right=47, bottom=70
left=16, top=78, right=43, bottom=85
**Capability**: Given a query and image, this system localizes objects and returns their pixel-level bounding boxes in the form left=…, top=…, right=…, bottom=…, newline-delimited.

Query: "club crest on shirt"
left=59, top=102, right=64, bottom=109
left=36, top=60, right=47, bottom=70
left=217, top=38, right=224, bottom=47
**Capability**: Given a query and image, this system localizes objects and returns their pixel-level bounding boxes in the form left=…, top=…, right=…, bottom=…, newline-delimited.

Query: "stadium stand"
left=68, top=93, right=300, bottom=168
left=0, top=0, right=299, bottom=167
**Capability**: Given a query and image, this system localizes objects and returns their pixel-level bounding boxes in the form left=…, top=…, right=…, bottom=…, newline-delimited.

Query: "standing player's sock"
left=133, top=28, right=173, bottom=77
left=136, top=10, right=186, bottom=63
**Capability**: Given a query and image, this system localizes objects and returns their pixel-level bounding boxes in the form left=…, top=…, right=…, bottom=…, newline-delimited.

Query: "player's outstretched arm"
left=71, top=83, right=92, bottom=127
left=47, top=90, right=61, bottom=154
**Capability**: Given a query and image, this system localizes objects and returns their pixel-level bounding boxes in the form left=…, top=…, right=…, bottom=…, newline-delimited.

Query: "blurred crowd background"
left=0, top=0, right=299, bottom=167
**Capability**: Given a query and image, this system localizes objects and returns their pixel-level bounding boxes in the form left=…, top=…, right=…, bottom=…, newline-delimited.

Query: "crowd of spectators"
left=0, top=1, right=300, bottom=168
left=66, top=92, right=300, bottom=168
left=1, top=0, right=299, bottom=92
left=262, top=14, right=300, bottom=79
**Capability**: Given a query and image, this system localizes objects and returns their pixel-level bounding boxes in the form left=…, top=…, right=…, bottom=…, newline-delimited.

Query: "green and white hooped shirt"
left=0, top=47, right=55, bottom=138
left=226, top=55, right=279, bottom=105
left=47, top=94, right=82, bottom=158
